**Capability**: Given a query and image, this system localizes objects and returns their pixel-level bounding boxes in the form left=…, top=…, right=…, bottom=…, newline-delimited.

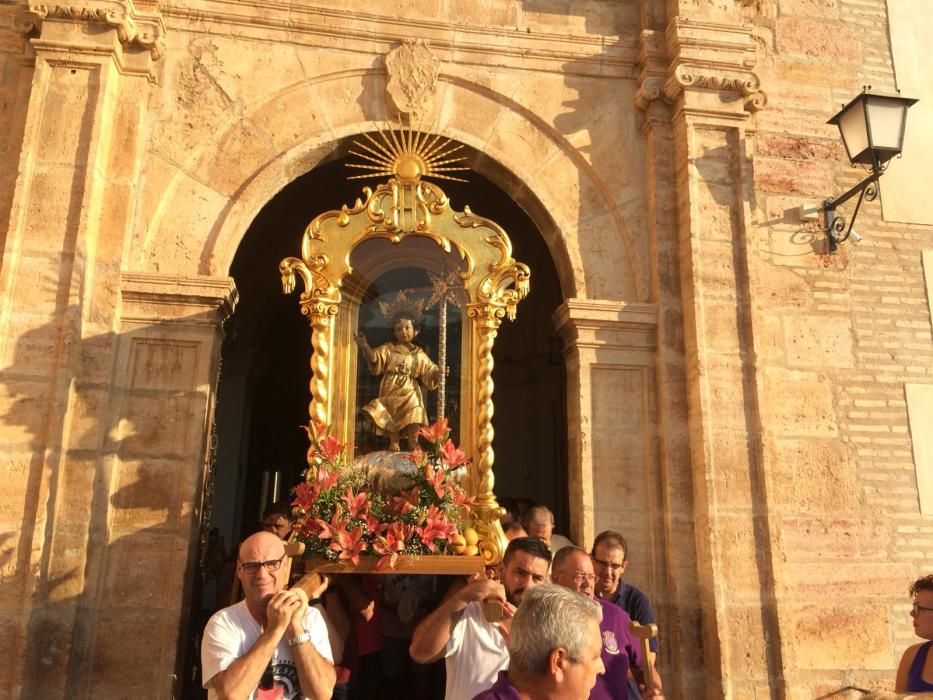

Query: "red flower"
left=392, top=487, right=420, bottom=515
left=374, top=523, right=411, bottom=570
left=424, top=465, right=447, bottom=499
left=318, top=434, right=344, bottom=463
left=417, top=505, right=454, bottom=552
left=317, top=515, right=349, bottom=541
left=452, top=490, right=474, bottom=519
left=418, top=418, right=449, bottom=445
left=293, top=517, right=321, bottom=538
left=314, top=466, right=339, bottom=492
left=291, top=482, right=317, bottom=511
left=343, top=486, right=369, bottom=519
left=373, top=522, right=409, bottom=555
left=440, top=440, right=468, bottom=469
left=331, top=526, right=366, bottom=565
left=363, top=512, right=383, bottom=534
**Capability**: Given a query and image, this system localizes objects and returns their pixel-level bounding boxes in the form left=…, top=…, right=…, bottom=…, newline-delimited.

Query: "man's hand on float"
left=286, top=587, right=310, bottom=638
left=266, top=589, right=305, bottom=637
left=457, top=573, right=506, bottom=607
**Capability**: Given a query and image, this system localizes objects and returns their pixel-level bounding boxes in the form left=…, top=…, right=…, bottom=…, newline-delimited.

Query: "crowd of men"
left=200, top=502, right=664, bottom=700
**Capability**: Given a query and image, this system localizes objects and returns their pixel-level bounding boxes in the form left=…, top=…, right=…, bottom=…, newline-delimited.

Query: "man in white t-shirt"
left=201, top=531, right=336, bottom=699
left=409, top=537, right=552, bottom=700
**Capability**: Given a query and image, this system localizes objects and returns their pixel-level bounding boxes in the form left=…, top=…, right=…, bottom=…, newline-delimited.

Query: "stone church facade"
left=0, top=0, right=930, bottom=697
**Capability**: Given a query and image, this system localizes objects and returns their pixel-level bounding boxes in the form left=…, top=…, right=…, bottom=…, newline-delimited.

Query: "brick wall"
left=750, top=0, right=933, bottom=693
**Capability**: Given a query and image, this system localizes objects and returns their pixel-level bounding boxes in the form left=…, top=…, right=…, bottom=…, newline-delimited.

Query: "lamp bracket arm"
left=822, top=169, right=882, bottom=212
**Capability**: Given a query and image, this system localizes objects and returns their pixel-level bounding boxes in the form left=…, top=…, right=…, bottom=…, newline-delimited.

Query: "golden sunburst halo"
left=347, top=120, right=470, bottom=183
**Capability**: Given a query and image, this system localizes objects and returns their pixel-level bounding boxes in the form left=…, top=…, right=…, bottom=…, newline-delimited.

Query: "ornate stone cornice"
left=159, top=0, right=638, bottom=79
left=660, top=17, right=766, bottom=116
left=12, top=0, right=165, bottom=61
left=120, top=273, right=238, bottom=326
left=552, top=299, right=657, bottom=353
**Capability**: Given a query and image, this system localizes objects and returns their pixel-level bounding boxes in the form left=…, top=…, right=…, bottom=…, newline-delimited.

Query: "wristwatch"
left=288, top=631, right=313, bottom=648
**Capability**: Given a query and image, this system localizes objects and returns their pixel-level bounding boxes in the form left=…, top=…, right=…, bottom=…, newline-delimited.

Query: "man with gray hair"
left=551, top=546, right=664, bottom=699
left=472, top=584, right=606, bottom=700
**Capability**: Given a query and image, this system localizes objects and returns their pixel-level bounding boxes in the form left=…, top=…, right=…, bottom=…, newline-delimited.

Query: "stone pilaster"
left=83, top=272, right=236, bottom=697
left=641, top=7, right=781, bottom=698
left=635, top=13, right=708, bottom=697
left=0, top=4, right=164, bottom=695
left=553, top=299, right=657, bottom=557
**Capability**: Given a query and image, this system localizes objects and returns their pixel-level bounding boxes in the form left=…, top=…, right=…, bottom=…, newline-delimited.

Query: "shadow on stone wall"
left=1, top=311, right=212, bottom=697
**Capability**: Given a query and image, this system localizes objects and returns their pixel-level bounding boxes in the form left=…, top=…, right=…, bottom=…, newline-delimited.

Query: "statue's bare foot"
left=389, top=441, right=401, bottom=452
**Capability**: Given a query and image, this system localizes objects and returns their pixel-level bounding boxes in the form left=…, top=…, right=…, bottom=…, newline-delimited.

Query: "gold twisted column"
left=468, top=303, right=507, bottom=564
left=302, top=300, right=338, bottom=431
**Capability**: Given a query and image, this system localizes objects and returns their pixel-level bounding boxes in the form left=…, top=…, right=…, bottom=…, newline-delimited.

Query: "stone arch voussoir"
left=139, top=69, right=644, bottom=302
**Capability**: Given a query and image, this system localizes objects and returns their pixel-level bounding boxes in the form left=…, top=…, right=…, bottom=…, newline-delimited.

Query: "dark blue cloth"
left=608, top=582, right=658, bottom=653
left=908, top=640, right=933, bottom=691
left=471, top=671, right=522, bottom=700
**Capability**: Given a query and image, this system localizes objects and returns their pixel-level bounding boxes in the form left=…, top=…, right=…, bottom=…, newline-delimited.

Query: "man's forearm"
left=409, top=596, right=464, bottom=663
left=292, top=641, right=336, bottom=700
left=633, top=664, right=664, bottom=697
left=210, top=628, right=280, bottom=699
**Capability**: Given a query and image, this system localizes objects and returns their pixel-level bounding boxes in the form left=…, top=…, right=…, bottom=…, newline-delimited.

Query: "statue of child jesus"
left=354, top=312, right=442, bottom=452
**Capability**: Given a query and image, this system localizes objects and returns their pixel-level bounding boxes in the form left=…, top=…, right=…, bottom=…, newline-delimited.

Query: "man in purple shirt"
left=472, top=584, right=605, bottom=700
left=551, top=547, right=664, bottom=700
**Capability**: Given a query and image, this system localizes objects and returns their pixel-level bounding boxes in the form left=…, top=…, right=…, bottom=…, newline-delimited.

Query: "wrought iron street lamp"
left=822, top=89, right=917, bottom=253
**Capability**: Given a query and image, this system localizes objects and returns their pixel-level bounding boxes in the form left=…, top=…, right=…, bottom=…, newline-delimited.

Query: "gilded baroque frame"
left=279, top=128, right=530, bottom=565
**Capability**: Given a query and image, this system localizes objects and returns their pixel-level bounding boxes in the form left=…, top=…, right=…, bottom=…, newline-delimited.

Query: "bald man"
left=201, top=531, right=336, bottom=699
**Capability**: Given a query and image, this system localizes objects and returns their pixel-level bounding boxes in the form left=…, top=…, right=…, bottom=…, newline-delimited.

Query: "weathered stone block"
left=779, top=0, right=839, bottom=18
left=778, top=562, right=915, bottom=600
left=91, top=608, right=169, bottom=694
left=102, top=532, right=184, bottom=605
left=766, top=437, right=858, bottom=511
left=761, top=368, right=838, bottom=436
left=756, top=133, right=844, bottom=162
left=776, top=17, right=862, bottom=63
left=778, top=517, right=893, bottom=562
left=708, top=429, right=754, bottom=508
left=753, top=157, right=834, bottom=196
left=120, top=393, right=198, bottom=459
left=700, top=356, right=751, bottom=431
left=783, top=315, right=855, bottom=368
left=752, top=262, right=813, bottom=309
left=783, top=603, right=893, bottom=670
left=109, top=459, right=184, bottom=534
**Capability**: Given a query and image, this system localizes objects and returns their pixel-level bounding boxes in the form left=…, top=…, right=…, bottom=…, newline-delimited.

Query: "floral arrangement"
left=290, top=418, right=474, bottom=569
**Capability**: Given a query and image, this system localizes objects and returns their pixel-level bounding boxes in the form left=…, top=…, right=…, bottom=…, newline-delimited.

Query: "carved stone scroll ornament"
left=11, top=1, right=165, bottom=60
left=635, top=77, right=665, bottom=111
left=384, top=39, right=440, bottom=119
left=663, top=63, right=767, bottom=113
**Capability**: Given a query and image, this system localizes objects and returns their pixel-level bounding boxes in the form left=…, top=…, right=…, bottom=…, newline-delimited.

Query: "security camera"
left=849, top=229, right=863, bottom=243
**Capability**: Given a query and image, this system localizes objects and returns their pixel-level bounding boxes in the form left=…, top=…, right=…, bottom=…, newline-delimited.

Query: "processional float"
left=279, top=124, right=530, bottom=575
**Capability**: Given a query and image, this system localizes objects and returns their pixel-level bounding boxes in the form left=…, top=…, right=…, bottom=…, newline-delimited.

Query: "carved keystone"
left=385, top=39, right=440, bottom=120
